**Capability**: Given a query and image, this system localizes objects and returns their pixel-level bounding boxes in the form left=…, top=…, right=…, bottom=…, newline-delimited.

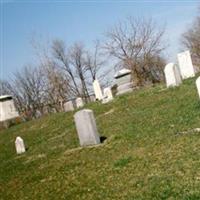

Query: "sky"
left=0, top=0, right=199, bottom=80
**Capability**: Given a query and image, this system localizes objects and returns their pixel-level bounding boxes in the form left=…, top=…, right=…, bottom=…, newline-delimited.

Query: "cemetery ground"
left=1, top=77, right=200, bottom=200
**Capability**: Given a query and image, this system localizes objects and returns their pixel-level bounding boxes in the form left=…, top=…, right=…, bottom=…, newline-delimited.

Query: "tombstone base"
left=102, top=97, right=113, bottom=104
left=116, top=88, right=133, bottom=96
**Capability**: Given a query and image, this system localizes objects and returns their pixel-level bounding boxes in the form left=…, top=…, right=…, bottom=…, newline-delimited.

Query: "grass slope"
left=0, top=77, right=200, bottom=200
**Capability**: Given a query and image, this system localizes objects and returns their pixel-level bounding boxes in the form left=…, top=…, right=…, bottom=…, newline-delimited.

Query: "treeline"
left=1, top=40, right=108, bottom=120
left=182, top=6, right=200, bottom=67
left=1, top=12, right=200, bottom=120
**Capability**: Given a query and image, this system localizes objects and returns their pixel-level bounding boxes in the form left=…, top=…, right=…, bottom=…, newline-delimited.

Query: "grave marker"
left=102, top=87, right=113, bottom=104
left=74, top=109, right=100, bottom=146
left=93, top=80, right=103, bottom=100
left=64, top=101, right=74, bottom=112
left=15, top=136, right=26, bottom=154
left=0, top=95, right=19, bottom=122
left=196, top=77, right=200, bottom=99
left=164, top=63, right=182, bottom=87
left=177, top=50, right=195, bottom=79
left=114, top=68, right=133, bottom=95
left=76, top=97, right=84, bottom=108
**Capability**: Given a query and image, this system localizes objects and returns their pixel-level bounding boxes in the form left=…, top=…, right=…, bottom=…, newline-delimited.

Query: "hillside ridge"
left=1, top=77, right=200, bottom=199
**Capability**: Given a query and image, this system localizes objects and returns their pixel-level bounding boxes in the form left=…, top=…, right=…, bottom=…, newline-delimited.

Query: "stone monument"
left=164, top=63, right=182, bottom=87
left=76, top=97, right=84, bottom=108
left=93, top=79, right=103, bottom=100
left=15, top=136, right=26, bottom=154
left=74, top=109, right=100, bottom=146
left=177, top=50, right=195, bottom=79
left=196, top=77, right=200, bottom=99
left=114, top=68, right=133, bottom=95
left=0, top=95, right=19, bottom=122
left=102, top=87, right=113, bottom=104
left=63, top=100, right=74, bottom=112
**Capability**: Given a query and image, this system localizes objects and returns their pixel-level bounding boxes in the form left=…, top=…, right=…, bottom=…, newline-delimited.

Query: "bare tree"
left=69, top=42, right=90, bottom=101
left=182, top=7, right=200, bottom=67
left=85, top=40, right=106, bottom=81
left=0, top=65, right=46, bottom=120
left=1, top=61, right=73, bottom=118
left=104, top=17, right=166, bottom=86
left=12, top=65, right=45, bottom=119
left=0, top=80, right=10, bottom=96
left=0, top=80, right=23, bottom=119
left=52, top=39, right=80, bottom=97
left=41, top=60, right=71, bottom=112
left=31, top=37, right=75, bottom=109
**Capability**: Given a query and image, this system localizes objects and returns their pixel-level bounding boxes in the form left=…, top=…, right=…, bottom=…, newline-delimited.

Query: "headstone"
left=15, top=136, right=26, bottom=154
left=196, top=77, right=200, bottom=99
left=177, top=50, right=195, bottom=79
left=0, top=95, right=19, bottom=122
left=164, top=63, right=182, bottom=87
left=102, top=87, right=113, bottom=104
left=89, top=94, right=96, bottom=102
left=74, top=109, right=100, bottom=146
left=63, top=101, right=74, bottom=112
left=114, top=68, right=134, bottom=95
left=76, top=97, right=84, bottom=108
left=35, top=110, right=42, bottom=118
left=93, top=79, right=103, bottom=100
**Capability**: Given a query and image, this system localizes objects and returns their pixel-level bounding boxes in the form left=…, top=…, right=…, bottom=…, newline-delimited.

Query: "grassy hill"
left=1, top=77, right=200, bottom=200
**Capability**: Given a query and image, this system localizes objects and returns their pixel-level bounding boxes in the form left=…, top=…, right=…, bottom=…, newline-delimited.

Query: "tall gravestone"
left=177, top=50, right=195, bottom=79
left=196, top=77, right=200, bottom=99
left=74, top=109, right=100, bottom=146
left=15, top=136, right=26, bottom=154
left=93, top=79, right=103, bottom=100
left=164, top=63, right=182, bottom=87
left=114, top=68, right=133, bottom=95
left=102, top=87, right=113, bottom=104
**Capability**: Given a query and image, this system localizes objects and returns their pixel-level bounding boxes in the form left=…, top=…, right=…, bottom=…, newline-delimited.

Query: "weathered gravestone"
left=35, top=110, right=42, bottom=119
left=102, top=87, right=113, bottom=104
left=89, top=94, right=96, bottom=102
left=15, top=136, right=26, bottom=154
left=74, top=109, right=100, bottom=146
left=196, top=77, right=200, bottom=99
left=64, top=101, right=74, bottom=112
left=114, top=68, right=133, bottom=95
left=93, top=79, right=103, bottom=100
left=177, top=50, right=195, bottom=79
left=76, top=97, right=84, bottom=108
left=164, top=63, right=182, bottom=87
left=0, top=95, right=19, bottom=122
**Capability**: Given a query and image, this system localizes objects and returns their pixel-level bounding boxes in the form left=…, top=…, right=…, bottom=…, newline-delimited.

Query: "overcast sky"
left=1, top=0, right=199, bottom=80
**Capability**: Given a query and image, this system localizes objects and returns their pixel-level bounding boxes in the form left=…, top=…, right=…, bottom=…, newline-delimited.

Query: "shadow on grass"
left=100, top=136, right=107, bottom=143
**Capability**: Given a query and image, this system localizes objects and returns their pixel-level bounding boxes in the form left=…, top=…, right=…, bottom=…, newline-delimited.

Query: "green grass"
left=1, top=77, right=200, bottom=199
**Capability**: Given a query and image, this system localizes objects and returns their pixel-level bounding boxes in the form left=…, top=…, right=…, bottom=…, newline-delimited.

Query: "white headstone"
left=76, top=97, right=84, bottom=108
left=15, top=136, right=26, bottom=154
left=196, top=77, right=200, bottom=99
left=102, top=87, right=113, bottom=104
left=93, top=79, right=103, bottom=100
left=0, top=95, right=19, bottom=122
left=164, top=63, right=182, bottom=87
left=63, top=101, right=74, bottom=112
left=177, top=50, right=195, bottom=79
left=74, top=109, right=100, bottom=146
